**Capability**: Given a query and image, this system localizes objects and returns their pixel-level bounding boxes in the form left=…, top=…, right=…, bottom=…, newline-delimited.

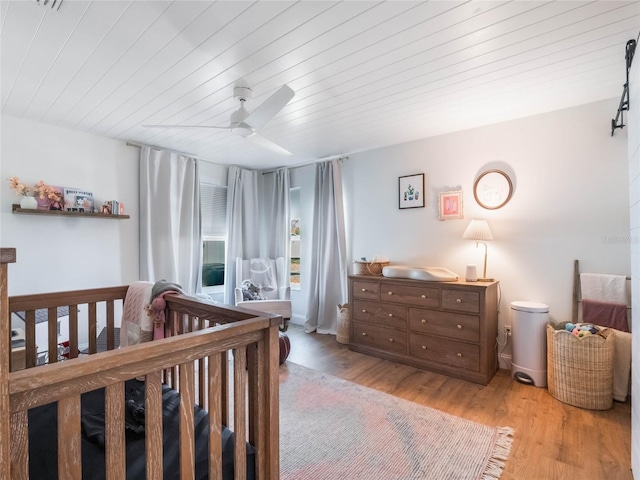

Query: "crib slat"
left=209, top=354, right=223, bottom=480
left=48, top=308, right=58, bottom=363
left=198, top=317, right=206, bottom=407
left=68, top=305, right=79, bottom=360
left=88, top=302, right=97, bottom=354
left=106, top=300, right=115, bottom=351
left=146, top=371, right=163, bottom=480
left=105, top=383, right=125, bottom=480
left=251, top=340, right=265, bottom=474
left=233, top=345, right=247, bottom=480
left=58, top=395, right=81, bottom=480
left=9, top=411, right=28, bottom=480
left=220, top=351, right=229, bottom=427
left=25, top=311, right=36, bottom=369
left=179, top=362, right=196, bottom=479
left=247, top=343, right=258, bottom=446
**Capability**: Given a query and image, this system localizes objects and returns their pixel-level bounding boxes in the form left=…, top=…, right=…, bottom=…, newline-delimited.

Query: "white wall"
left=1, top=114, right=139, bottom=287
left=343, top=99, right=630, bottom=350
left=627, top=47, right=639, bottom=478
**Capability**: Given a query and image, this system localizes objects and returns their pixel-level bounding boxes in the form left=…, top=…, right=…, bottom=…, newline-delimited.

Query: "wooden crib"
left=0, top=248, right=281, bottom=479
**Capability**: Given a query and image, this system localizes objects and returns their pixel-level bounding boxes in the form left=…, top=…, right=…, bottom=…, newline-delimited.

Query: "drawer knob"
left=421, top=345, right=427, bottom=350
left=362, top=309, right=367, bottom=313
left=388, top=338, right=394, bottom=343
left=457, top=352, right=463, bottom=357
left=362, top=332, right=367, bottom=336
left=388, top=291, right=393, bottom=295
left=421, top=319, right=427, bottom=324
left=421, top=294, right=427, bottom=299
left=456, top=298, right=462, bottom=303
left=457, top=324, right=462, bottom=329
left=361, top=288, right=367, bottom=292
left=388, top=313, right=393, bottom=317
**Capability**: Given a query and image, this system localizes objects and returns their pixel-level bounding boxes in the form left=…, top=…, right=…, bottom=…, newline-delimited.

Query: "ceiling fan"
left=144, top=83, right=295, bottom=155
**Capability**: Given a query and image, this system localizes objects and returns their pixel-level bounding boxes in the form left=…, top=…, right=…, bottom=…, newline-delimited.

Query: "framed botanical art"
left=399, top=173, right=425, bottom=209
left=438, top=190, right=463, bottom=220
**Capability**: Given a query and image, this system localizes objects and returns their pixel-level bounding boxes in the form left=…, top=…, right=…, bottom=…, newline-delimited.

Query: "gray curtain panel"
left=139, top=146, right=201, bottom=295
left=304, top=159, right=348, bottom=334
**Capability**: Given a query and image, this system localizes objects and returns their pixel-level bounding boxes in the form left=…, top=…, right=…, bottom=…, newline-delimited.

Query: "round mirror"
left=473, top=170, right=513, bottom=210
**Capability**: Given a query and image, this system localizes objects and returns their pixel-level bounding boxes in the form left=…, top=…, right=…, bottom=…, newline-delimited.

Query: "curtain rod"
left=261, top=156, right=348, bottom=175
left=126, top=141, right=230, bottom=169
left=127, top=141, right=347, bottom=173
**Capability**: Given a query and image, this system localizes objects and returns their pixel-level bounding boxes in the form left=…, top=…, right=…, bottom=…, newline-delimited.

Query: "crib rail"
left=9, top=286, right=128, bottom=368
left=0, top=248, right=281, bottom=480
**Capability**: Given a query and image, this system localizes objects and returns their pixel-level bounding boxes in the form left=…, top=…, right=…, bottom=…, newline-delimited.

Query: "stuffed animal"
left=241, top=279, right=267, bottom=301
left=145, top=280, right=184, bottom=340
left=565, top=323, right=576, bottom=332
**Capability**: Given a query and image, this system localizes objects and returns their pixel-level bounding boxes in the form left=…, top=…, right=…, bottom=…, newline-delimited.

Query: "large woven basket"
left=546, top=324, right=615, bottom=410
left=353, top=260, right=390, bottom=276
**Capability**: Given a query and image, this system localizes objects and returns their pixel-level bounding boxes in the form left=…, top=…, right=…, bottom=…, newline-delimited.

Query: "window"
left=290, top=188, right=301, bottom=290
left=201, top=184, right=227, bottom=293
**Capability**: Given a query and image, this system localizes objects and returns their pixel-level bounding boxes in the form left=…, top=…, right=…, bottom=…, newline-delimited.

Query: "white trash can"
left=511, top=301, right=550, bottom=387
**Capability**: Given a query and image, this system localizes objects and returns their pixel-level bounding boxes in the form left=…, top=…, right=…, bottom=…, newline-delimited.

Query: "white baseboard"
left=499, top=353, right=512, bottom=370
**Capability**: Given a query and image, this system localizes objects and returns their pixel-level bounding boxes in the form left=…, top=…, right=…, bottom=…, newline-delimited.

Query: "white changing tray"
left=382, top=266, right=459, bottom=282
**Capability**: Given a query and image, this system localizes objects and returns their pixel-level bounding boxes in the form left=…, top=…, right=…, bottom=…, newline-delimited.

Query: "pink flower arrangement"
left=7, top=177, right=30, bottom=196
left=34, top=181, right=63, bottom=203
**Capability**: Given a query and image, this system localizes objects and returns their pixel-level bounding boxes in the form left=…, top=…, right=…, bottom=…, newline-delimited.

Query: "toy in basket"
left=353, top=256, right=390, bottom=276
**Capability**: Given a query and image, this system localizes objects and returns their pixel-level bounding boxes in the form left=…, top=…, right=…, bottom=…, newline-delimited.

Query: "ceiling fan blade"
left=142, top=124, right=230, bottom=129
left=244, top=85, right=294, bottom=131
left=246, top=133, right=292, bottom=156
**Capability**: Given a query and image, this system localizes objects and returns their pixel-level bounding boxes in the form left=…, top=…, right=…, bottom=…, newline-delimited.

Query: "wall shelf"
left=12, top=204, right=130, bottom=219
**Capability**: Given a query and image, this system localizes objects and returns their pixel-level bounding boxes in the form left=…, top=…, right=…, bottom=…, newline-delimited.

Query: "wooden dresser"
left=348, top=275, right=499, bottom=385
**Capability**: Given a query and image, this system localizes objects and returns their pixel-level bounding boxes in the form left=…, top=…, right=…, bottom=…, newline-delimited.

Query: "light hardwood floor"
left=284, top=324, right=632, bottom=480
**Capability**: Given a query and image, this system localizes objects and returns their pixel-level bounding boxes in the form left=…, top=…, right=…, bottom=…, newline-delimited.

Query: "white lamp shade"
left=462, top=220, right=493, bottom=241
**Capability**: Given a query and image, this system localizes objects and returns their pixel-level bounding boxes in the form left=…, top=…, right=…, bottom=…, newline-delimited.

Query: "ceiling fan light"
left=231, top=125, right=253, bottom=137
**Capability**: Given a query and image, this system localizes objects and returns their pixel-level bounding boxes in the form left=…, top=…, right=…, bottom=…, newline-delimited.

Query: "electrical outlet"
left=504, top=325, right=512, bottom=336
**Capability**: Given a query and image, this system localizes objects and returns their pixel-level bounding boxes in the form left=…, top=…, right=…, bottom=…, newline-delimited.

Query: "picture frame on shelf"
left=399, top=173, right=425, bottom=209
left=63, top=188, right=94, bottom=213
left=438, top=190, right=463, bottom=220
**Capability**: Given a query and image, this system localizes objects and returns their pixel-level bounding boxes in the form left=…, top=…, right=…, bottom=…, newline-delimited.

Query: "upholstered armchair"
left=234, top=257, right=291, bottom=331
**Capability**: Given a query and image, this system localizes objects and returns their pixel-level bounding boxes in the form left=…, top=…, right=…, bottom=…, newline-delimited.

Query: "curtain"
left=139, top=146, right=201, bottom=295
left=304, top=159, right=348, bottom=334
left=225, top=166, right=260, bottom=304
left=262, top=168, right=290, bottom=267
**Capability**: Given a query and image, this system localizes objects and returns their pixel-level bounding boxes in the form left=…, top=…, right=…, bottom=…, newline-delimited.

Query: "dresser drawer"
left=353, top=280, right=380, bottom=300
left=409, top=309, right=479, bottom=343
left=409, top=333, right=480, bottom=371
left=380, top=283, right=439, bottom=308
left=352, top=321, right=406, bottom=355
left=441, top=289, right=480, bottom=313
left=353, top=300, right=407, bottom=329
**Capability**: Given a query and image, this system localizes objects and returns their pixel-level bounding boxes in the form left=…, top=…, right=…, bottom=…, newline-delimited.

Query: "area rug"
left=280, top=362, right=514, bottom=480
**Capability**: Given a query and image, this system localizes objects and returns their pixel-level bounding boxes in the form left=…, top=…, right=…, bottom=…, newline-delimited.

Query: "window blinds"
left=200, top=183, right=227, bottom=237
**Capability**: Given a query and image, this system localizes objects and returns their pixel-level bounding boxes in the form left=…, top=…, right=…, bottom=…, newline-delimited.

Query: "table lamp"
left=462, top=220, right=494, bottom=282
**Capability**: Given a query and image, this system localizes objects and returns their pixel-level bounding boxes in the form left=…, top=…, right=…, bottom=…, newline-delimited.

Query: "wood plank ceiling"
left=1, top=0, right=639, bottom=169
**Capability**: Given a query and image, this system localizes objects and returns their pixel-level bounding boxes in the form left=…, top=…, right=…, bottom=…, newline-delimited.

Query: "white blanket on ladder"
left=580, top=273, right=626, bottom=304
